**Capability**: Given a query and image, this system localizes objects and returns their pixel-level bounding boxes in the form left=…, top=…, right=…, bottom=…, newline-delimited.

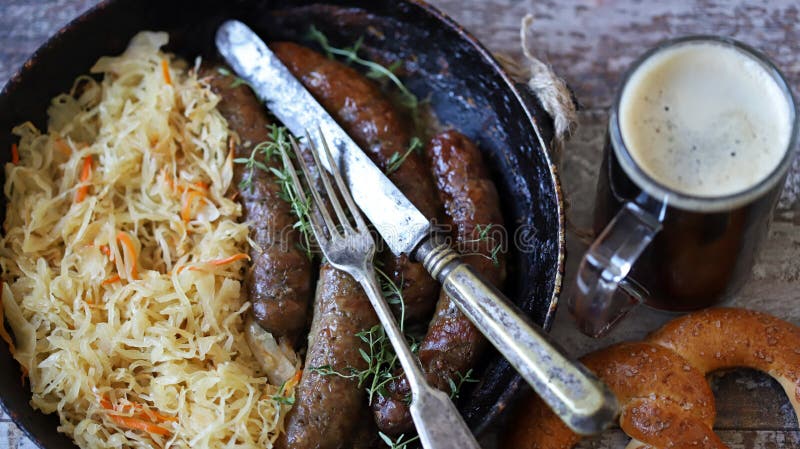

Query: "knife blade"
left=215, top=20, right=430, bottom=257
left=215, top=19, right=619, bottom=435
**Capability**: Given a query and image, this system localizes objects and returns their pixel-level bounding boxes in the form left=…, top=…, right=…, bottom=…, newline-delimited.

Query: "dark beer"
left=570, top=37, right=797, bottom=336
left=594, top=134, right=782, bottom=310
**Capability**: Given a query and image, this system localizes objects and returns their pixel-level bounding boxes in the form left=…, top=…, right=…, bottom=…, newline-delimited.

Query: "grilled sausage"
left=204, top=66, right=313, bottom=345
left=373, top=130, right=507, bottom=434
left=271, top=42, right=441, bottom=323
left=276, top=263, right=378, bottom=449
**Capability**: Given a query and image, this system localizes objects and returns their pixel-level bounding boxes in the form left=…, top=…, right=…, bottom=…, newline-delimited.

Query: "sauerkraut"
left=0, top=32, right=293, bottom=449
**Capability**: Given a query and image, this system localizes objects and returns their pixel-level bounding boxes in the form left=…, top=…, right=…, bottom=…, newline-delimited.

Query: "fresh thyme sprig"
left=306, top=25, right=420, bottom=113
left=375, top=267, right=407, bottom=331
left=379, top=432, right=420, bottom=449
left=233, top=124, right=287, bottom=191
left=310, top=265, right=479, bottom=406
left=448, top=369, right=479, bottom=399
left=270, top=377, right=297, bottom=406
left=385, top=137, right=422, bottom=175
left=270, top=163, right=314, bottom=260
left=462, top=223, right=503, bottom=267
left=310, top=320, right=419, bottom=405
left=232, top=125, right=314, bottom=259
left=216, top=66, right=251, bottom=89
left=310, top=267, right=418, bottom=404
left=309, top=325, right=401, bottom=404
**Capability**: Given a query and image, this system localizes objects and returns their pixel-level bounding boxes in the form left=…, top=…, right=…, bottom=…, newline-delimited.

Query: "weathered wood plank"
left=0, top=0, right=97, bottom=77
left=574, top=429, right=800, bottom=448
left=711, top=370, right=800, bottom=431
left=431, top=0, right=800, bottom=111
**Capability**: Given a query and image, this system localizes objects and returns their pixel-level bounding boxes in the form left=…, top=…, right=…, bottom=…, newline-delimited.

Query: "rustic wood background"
left=1, top=0, right=798, bottom=448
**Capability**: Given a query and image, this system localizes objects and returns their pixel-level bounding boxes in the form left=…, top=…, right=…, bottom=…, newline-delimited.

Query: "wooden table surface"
left=1, top=1, right=798, bottom=448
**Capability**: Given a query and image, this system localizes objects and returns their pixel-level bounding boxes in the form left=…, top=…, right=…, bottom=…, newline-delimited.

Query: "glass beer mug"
left=569, top=36, right=798, bottom=338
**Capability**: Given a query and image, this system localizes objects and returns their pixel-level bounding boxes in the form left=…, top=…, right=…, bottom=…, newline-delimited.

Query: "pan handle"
left=415, top=237, right=619, bottom=435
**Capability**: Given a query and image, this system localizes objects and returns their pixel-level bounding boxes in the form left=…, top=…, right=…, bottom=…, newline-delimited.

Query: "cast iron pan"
left=0, top=0, right=565, bottom=447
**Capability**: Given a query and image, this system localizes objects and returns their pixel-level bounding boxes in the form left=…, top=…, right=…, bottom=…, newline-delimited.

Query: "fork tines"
left=281, top=128, right=370, bottom=244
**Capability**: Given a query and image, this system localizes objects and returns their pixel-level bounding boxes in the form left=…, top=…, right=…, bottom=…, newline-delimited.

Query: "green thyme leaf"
left=385, top=137, right=422, bottom=175
left=216, top=66, right=252, bottom=89
left=378, top=432, right=420, bottom=449
left=306, top=25, right=420, bottom=117
left=231, top=124, right=314, bottom=259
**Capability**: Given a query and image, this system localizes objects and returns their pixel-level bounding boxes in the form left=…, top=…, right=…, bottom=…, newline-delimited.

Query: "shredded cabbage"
left=0, top=31, right=291, bottom=449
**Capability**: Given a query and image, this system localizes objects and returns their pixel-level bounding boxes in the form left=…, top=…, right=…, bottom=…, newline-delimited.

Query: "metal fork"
left=281, top=129, right=482, bottom=449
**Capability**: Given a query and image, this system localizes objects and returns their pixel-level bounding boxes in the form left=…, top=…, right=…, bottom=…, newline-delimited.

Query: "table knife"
left=215, top=19, right=618, bottom=435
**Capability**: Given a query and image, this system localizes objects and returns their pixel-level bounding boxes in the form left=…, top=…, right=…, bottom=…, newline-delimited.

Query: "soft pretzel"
left=647, top=308, right=800, bottom=417
left=504, top=342, right=723, bottom=448
left=502, top=308, right=800, bottom=449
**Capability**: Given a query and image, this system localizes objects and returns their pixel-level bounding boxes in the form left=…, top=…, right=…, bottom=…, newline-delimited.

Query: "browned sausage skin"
left=276, top=264, right=378, bottom=449
left=271, top=42, right=441, bottom=323
left=373, top=130, right=507, bottom=435
left=204, top=66, right=312, bottom=345
left=420, top=130, right=507, bottom=388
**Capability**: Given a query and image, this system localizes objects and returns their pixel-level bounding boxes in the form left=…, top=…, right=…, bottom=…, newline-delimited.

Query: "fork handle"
left=354, top=267, right=482, bottom=449
left=416, top=240, right=619, bottom=435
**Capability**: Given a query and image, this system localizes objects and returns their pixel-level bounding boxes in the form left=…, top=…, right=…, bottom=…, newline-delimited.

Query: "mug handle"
left=568, top=201, right=663, bottom=337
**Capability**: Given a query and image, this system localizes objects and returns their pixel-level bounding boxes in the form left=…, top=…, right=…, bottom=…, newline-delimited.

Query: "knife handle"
left=415, top=239, right=618, bottom=435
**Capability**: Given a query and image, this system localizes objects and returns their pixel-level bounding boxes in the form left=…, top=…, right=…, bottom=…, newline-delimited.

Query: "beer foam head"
left=619, top=40, right=794, bottom=199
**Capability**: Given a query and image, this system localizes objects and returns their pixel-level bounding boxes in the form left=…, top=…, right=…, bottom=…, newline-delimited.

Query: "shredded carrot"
left=116, top=232, right=138, bottom=280
left=162, top=169, right=210, bottom=196
left=54, top=139, right=72, bottom=156
left=81, top=156, right=92, bottom=180
left=289, top=369, right=302, bottom=387
left=75, top=155, right=93, bottom=203
left=178, top=180, right=208, bottom=193
left=137, top=408, right=179, bottom=423
left=186, top=253, right=250, bottom=272
left=108, top=414, right=172, bottom=436
left=161, top=58, right=172, bottom=85
left=102, top=274, right=121, bottom=285
left=0, top=290, right=16, bottom=354
left=181, top=190, right=204, bottom=222
left=228, top=135, right=236, bottom=156
left=10, top=143, right=19, bottom=165
left=206, top=253, right=250, bottom=266
left=99, top=394, right=178, bottom=424
left=99, top=244, right=111, bottom=257
left=98, top=395, right=114, bottom=410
